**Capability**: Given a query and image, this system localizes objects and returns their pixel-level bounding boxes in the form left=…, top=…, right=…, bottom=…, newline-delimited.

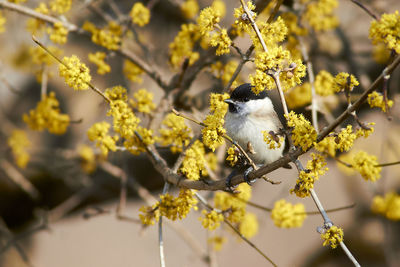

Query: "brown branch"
left=350, top=0, right=378, bottom=20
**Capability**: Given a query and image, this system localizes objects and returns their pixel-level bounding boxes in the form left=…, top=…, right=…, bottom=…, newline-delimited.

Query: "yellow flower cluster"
left=0, top=11, right=6, bottom=33
left=23, top=92, right=70, bottom=135
left=285, top=82, right=311, bottom=109
left=210, top=29, right=232, bottom=55
left=252, top=17, right=288, bottom=49
left=371, top=192, right=400, bottom=221
left=47, top=22, right=68, bottom=44
left=123, top=126, right=154, bottom=155
left=336, top=125, right=356, bottom=152
left=211, top=0, right=226, bottom=18
left=332, top=72, right=359, bottom=92
left=262, top=131, right=284, bottom=150
left=7, top=0, right=27, bottom=3
left=123, top=60, right=144, bottom=83
left=352, top=151, right=381, bottom=182
left=180, top=140, right=206, bottom=181
left=30, top=45, right=62, bottom=66
left=303, top=0, right=339, bottom=32
left=107, top=100, right=140, bottom=139
left=78, top=145, right=96, bottom=173
left=158, top=113, right=192, bottom=153
left=130, top=89, right=156, bottom=114
left=180, top=0, right=199, bottom=19
left=355, top=122, right=375, bottom=139
left=169, top=23, right=201, bottom=68
left=315, top=70, right=336, bottom=96
left=285, top=111, right=317, bottom=151
left=282, top=12, right=307, bottom=36
left=315, top=136, right=337, bottom=157
left=26, top=3, right=49, bottom=35
left=87, top=121, right=118, bottom=156
left=88, top=52, right=111, bottom=75
left=367, top=91, right=394, bottom=112
left=130, top=2, right=151, bottom=27
left=7, top=130, right=31, bottom=168
left=140, top=189, right=198, bottom=225
left=292, top=153, right=327, bottom=198
left=202, top=93, right=229, bottom=151
left=200, top=209, right=224, bottom=230
left=321, top=225, right=344, bottom=249
left=372, top=43, right=391, bottom=64
left=233, top=1, right=256, bottom=35
left=197, top=6, right=220, bottom=35
left=59, top=55, right=91, bottom=90
left=210, top=60, right=239, bottom=86
left=104, top=85, right=127, bottom=102
left=239, top=212, right=259, bottom=239
left=83, top=21, right=122, bottom=50
left=49, top=0, right=72, bottom=14
left=214, top=183, right=251, bottom=223
left=208, top=236, right=226, bottom=251
left=270, top=199, right=307, bottom=228
left=226, top=145, right=239, bottom=166
left=369, top=11, right=400, bottom=54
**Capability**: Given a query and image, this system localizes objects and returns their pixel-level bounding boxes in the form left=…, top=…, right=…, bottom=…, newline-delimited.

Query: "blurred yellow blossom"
left=200, top=209, right=224, bottom=230
left=130, top=2, right=151, bottom=27
left=88, top=52, right=111, bottom=75
left=87, top=121, right=118, bottom=156
left=158, top=113, right=192, bottom=153
left=239, top=212, right=259, bottom=239
left=315, top=136, right=336, bottom=157
left=352, top=151, right=381, bottom=182
left=26, top=3, right=49, bottom=35
left=285, top=82, right=311, bottom=109
left=83, top=21, right=122, bottom=50
left=303, top=0, right=339, bottom=32
left=371, top=192, right=400, bottom=221
left=0, top=11, right=6, bottom=33
left=208, top=236, right=226, bottom=251
left=49, top=0, right=72, bottom=14
left=78, top=145, right=96, bottom=173
left=59, top=55, right=91, bottom=90
left=123, top=60, right=144, bottom=83
left=181, top=0, right=199, bottom=19
left=7, top=130, right=31, bottom=168
left=30, top=45, right=62, bottom=66
left=47, top=22, right=68, bottom=44
left=23, top=92, right=70, bottom=135
left=271, top=199, right=307, bottom=228
left=369, top=11, right=400, bottom=54
left=315, top=70, right=336, bottom=96
left=130, top=89, right=156, bottom=114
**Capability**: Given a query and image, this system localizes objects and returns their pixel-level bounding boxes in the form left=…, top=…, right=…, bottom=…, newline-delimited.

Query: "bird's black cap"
left=229, top=83, right=268, bottom=102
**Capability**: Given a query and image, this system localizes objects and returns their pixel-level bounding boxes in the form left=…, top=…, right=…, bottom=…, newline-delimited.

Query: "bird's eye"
left=228, top=103, right=237, bottom=113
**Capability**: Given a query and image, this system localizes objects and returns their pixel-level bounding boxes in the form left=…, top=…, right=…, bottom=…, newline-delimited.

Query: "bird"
left=224, top=83, right=289, bottom=185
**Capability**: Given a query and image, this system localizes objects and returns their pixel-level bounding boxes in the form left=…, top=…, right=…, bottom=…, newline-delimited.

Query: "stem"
left=350, top=0, right=378, bottom=20
left=159, top=183, right=170, bottom=267
left=309, top=189, right=331, bottom=224
left=339, top=241, right=361, bottom=267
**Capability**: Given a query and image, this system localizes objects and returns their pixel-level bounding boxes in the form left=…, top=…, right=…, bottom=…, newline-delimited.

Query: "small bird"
left=224, top=83, right=288, bottom=184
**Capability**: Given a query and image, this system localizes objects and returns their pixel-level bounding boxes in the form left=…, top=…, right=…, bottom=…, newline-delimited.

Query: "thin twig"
left=159, top=183, right=170, bottom=267
left=224, top=45, right=254, bottom=92
left=340, top=241, right=361, bottom=267
left=350, top=0, right=378, bottom=20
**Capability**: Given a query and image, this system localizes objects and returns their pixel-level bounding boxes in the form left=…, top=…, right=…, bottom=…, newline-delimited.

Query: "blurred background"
left=0, top=0, right=400, bottom=266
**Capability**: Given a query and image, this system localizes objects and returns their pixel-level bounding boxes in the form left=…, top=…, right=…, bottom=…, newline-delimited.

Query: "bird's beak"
left=224, top=99, right=235, bottom=104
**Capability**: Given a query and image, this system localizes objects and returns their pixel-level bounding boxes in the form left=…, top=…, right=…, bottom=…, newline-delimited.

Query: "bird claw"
left=244, top=166, right=257, bottom=185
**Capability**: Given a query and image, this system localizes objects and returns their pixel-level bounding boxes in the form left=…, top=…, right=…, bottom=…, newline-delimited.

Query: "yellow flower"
left=30, top=45, right=62, bottom=66
left=180, top=140, right=206, bottom=181
left=181, top=0, right=199, bottom=19
left=49, top=0, right=72, bottom=14
left=130, top=89, right=156, bottom=114
left=26, top=3, right=49, bottom=35
left=88, top=52, right=111, bottom=75
left=23, top=92, right=70, bottom=135
left=124, top=126, right=154, bottom=155
left=263, top=131, right=284, bottom=150
left=253, top=17, right=288, bottom=49
left=355, top=122, right=375, bottom=138
left=130, top=2, right=151, bottom=27
left=169, top=23, right=201, bottom=68
left=371, top=192, right=400, bottom=221
left=285, top=111, right=317, bottom=151
left=78, top=145, right=96, bottom=173
left=226, top=145, right=239, bottom=166
left=7, top=130, right=31, bottom=168
left=47, top=22, right=68, bottom=44
left=87, top=121, right=118, bottom=156
left=212, top=0, right=226, bottom=18
left=197, top=6, right=220, bottom=36
left=158, top=113, right=192, bottom=153
left=321, top=225, right=343, bottom=249
left=315, top=136, right=336, bottom=157
left=282, top=12, right=307, bottom=36
left=208, top=236, right=226, bottom=251
left=139, top=204, right=159, bottom=225
left=123, top=60, right=144, bottom=83
left=285, top=82, right=311, bottom=109
left=104, top=85, right=127, bottom=102
left=59, top=55, right=91, bottom=90
left=372, top=43, right=391, bottom=64
left=0, top=11, right=6, bottom=33
left=315, top=70, right=336, bottom=96
left=303, top=0, right=339, bottom=32
left=352, top=151, right=381, bottom=182
left=83, top=21, right=122, bottom=50
left=271, top=199, right=307, bottom=228
left=210, top=60, right=240, bottom=86
left=367, top=91, right=394, bottom=112
left=233, top=1, right=256, bottom=35
left=210, top=29, right=232, bottom=55
left=239, top=212, right=259, bottom=239
left=249, top=69, right=275, bottom=94
left=336, top=125, right=356, bottom=152
left=369, top=11, right=400, bottom=54
left=332, top=72, right=359, bottom=92
left=7, top=0, right=27, bottom=3
left=158, top=190, right=198, bottom=221
left=200, top=209, right=224, bottom=230
left=107, top=100, right=140, bottom=139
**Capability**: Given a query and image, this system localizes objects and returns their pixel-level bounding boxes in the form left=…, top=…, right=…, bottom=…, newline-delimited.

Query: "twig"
left=340, top=241, right=361, bottom=267
left=0, top=160, right=40, bottom=201
left=159, top=183, right=170, bottom=267
left=40, top=66, right=48, bottom=100
left=224, top=45, right=254, bottom=92
left=350, top=0, right=378, bottom=20
left=195, top=193, right=277, bottom=266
